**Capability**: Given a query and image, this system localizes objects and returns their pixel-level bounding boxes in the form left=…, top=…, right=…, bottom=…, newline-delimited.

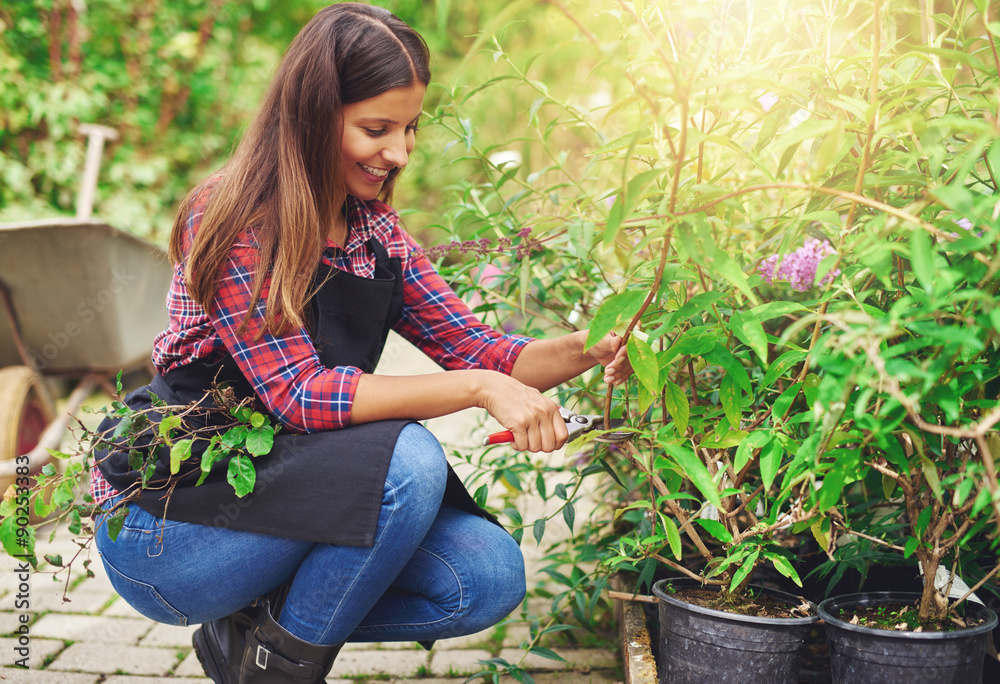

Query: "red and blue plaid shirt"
left=91, top=188, right=531, bottom=504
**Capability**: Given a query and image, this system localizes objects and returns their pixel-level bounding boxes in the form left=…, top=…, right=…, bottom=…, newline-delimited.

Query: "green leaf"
left=810, top=120, right=845, bottom=180
left=105, top=508, right=127, bottom=543
left=502, top=469, right=522, bottom=492
left=528, top=646, right=566, bottom=663
left=705, top=346, right=751, bottom=393
left=750, top=301, right=808, bottom=322
left=663, top=516, right=682, bottom=560
left=728, top=310, right=768, bottom=364
left=473, top=484, right=489, bottom=509
left=695, top=518, right=733, bottom=543
left=699, top=429, right=748, bottom=450
left=910, top=229, right=934, bottom=294
left=32, top=494, right=53, bottom=519
left=811, top=517, right=830, bottom=551
left=533, top=518, right=545, bottom=545
left=915, top=506, right=933, bottom=536
left=628, top=335, right=661, bottom=394
left=759, top=439, right=782, bottom=491
left=664, top=444, right=723, bottom=510
left=761, top=350, right=808, bottom=389
left=818, top=464, right=848, bottom=510
left=585, top=290, right=647, bottom=350
left=249, top=412, right=266, bottom=428
left=246, top=426, right=274, bottom=457
left=169, top=439, right=192, bottom=475
left=729, top=549, right=759, bottom=592
left=598, top=458, right=626, bottom=488
left=227, top=455, right=256, bottom=498
left=222, top=425, right=249, bottom=449
left=719, top=373, right=742, bottom=426
left=665, top=326, right=721, bottom=360
left=767, top=552, right=803, bottom=587
left=773, top=382, right=802, bottom=419
left=200, top=441, right=222, bottom=473
left=562, top=500, right=575, bottom=533
left=111, top=415, right=133, bottom=441
left=662, top=380, right=690, bottom=435
left=658, top=292, right=726, bottom=334
left=932, top=183, right=976, bottom=216
left=881, top=473, right=896, bottom=499
left=904, top=536, right=919, bottom=559
left=711, top=252, right=759, bottom=305
left=158, top=414, right=182, bottom=441
left=920, top=456, right=943, bottom=501
left=802, top=374, right=821, bottom=407
left=603, top=195, right=625, bottom=246
left=734, top=431, right=772, bottom=472
left=504, top=507, right=523, bottom=528
left=0, top=516, right=33, bottom=559
left=534, top=472, right=547, bottom=500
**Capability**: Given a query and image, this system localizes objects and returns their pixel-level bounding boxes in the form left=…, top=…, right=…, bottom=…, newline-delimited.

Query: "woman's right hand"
left=474, top=370, right=568, bottom=453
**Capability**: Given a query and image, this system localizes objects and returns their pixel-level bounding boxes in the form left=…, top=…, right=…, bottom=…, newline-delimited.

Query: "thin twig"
left=608, top=590, right=659, bottom=604
left=951, top=562, right=1000, bottom=611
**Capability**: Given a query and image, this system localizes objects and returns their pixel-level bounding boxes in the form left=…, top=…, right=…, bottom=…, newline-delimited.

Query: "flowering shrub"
left=758, top=239, right=841, bottom=292
left=422, top=0, right=1000, bottom=649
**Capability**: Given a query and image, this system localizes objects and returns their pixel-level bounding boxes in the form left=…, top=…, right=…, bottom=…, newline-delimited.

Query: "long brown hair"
left=169, top=3, right=430, bottom=337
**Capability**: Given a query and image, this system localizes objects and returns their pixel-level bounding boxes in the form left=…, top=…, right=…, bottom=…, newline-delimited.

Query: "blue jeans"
left=94, top=424, right=526, bottom=646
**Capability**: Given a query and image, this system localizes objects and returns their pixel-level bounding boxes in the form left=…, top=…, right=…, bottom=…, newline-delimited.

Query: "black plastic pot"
left=651, top=578, right=819, bottom=684
left=818, top=592, right=998, bottom=684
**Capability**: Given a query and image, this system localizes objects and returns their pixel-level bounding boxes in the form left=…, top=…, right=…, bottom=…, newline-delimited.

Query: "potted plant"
left=799, top=183, right=1000, bottom=681
left=417, top=0, right=1000, bottom=681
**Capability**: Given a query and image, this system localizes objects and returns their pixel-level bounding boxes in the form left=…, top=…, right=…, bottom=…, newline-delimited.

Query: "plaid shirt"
left=91, top=189, right=531, bottom=504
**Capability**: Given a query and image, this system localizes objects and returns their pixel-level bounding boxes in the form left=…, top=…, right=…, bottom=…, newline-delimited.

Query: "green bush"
left=425, top=0, right=1000, bottom=629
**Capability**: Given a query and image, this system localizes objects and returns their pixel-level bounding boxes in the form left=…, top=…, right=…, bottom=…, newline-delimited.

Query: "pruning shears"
left=482, top=406, right=632, bottom=446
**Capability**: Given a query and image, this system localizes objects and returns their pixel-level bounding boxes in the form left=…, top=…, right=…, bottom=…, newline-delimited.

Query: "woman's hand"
left=475, top=371, right=568, bottom=453
left=586, top=332, right=633, bottom=387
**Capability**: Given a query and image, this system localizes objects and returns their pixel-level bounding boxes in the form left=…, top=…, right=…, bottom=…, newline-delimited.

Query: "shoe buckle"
left=255, top=644, right=270, bottom=670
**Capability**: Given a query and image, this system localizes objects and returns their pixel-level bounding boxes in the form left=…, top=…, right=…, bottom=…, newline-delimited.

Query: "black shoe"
left=239, top=597, right=342, bottom=684
left=193, top=605, right=260, bottom=684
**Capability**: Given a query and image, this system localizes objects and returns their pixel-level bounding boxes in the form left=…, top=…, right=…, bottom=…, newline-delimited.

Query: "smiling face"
left=340, top=84, right=426, bottom=201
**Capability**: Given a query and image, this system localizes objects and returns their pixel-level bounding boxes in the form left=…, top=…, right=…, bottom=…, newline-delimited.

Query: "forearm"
left=509, top=330, right=600, bottom=392
left=349, top=367, right=569, bottom=453
left=349, top=369, right=488, bottom=425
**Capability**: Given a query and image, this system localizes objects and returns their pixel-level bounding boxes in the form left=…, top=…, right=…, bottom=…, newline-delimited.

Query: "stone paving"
left=1, top=334, right=622, bottom=683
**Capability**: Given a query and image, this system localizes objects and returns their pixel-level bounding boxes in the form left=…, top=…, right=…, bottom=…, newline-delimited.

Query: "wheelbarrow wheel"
left=0, top=365, right=56, bottom=495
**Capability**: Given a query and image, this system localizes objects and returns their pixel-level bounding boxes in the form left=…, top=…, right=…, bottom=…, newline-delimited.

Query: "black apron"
left=97, top=238, right=496, bottom=546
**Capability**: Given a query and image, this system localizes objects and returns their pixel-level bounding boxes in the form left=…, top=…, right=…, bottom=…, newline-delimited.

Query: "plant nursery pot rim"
left=817, top=591, right=999, bottom=640
left=652, top=578, right=819, bottom=627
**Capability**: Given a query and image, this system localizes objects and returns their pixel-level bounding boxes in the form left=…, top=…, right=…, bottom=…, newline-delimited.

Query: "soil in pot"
left=818, top=592, right=998, bottom=684
left=652, top=578, right=819, bottom=684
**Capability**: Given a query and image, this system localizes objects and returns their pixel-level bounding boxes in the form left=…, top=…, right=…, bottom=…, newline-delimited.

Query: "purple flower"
left=409, top=227, right=542, bottom=261
left=758, top=238, right=841, bottom=291
left=758, top=93, right=779, bottom=112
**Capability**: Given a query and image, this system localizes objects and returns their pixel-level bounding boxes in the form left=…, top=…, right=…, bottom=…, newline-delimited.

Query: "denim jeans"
left=94, top=424, right=526, bottom=646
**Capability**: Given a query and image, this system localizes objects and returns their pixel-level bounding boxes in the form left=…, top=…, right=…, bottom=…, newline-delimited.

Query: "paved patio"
left=1, top=334, right=621, bottom=682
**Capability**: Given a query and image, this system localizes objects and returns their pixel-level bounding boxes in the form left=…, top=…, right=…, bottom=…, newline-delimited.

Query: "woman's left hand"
left=587, top=332, right=633, bottom=387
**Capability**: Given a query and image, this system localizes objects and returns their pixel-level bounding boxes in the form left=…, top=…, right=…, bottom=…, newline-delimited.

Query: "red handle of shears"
left=483, top=430, right=515, bottom=446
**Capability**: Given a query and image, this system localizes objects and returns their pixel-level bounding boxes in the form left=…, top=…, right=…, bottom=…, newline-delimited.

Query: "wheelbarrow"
left=0, top=124, right=173, bottom=491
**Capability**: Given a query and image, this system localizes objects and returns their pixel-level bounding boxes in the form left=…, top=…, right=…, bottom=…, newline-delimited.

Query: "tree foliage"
left=0, top=0, right=525, bottom=240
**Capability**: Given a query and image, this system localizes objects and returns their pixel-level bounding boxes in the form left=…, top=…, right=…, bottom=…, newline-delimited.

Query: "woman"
left=92, top=4, right=630, bottom=683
